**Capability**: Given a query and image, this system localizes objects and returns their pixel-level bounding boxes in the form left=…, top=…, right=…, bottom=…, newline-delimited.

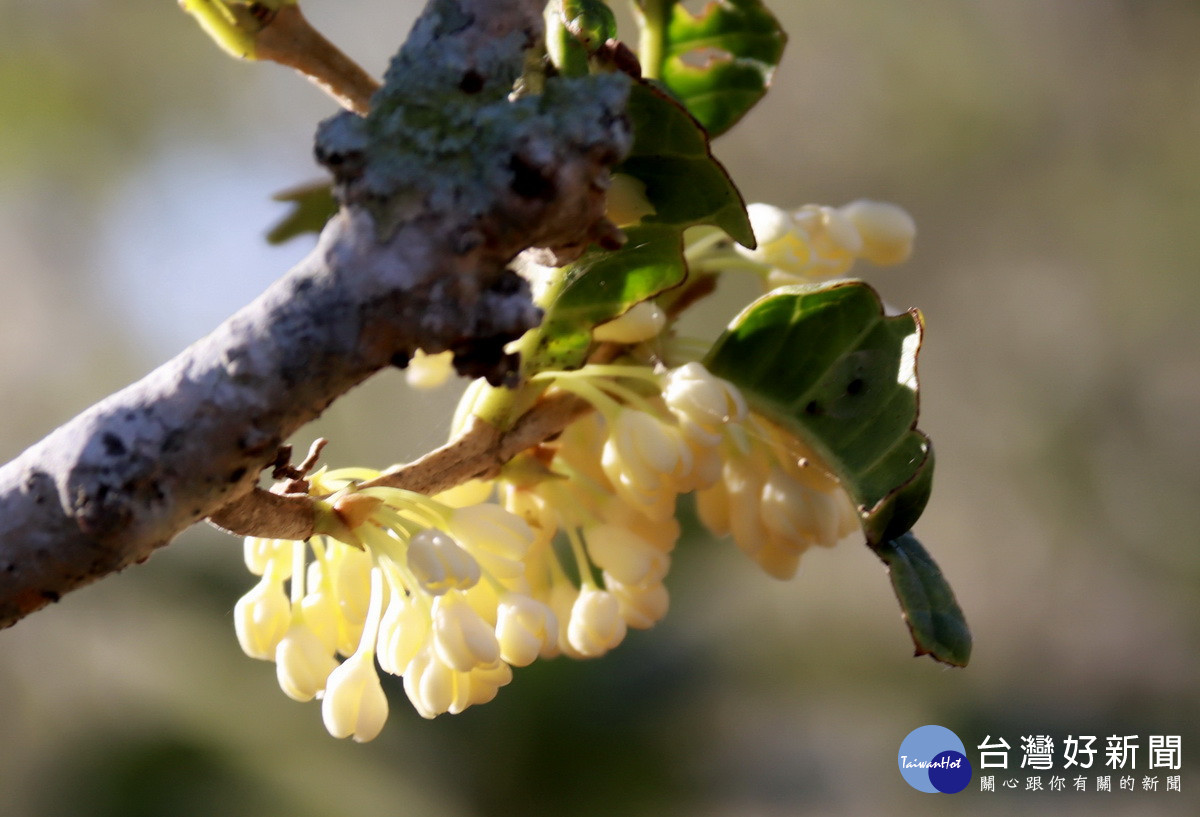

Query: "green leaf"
left=520, top=80, right=752, bottom=373
left=704, top=281, right=932, bottom=544
left=617, top=80, right=753, bottom=246
left=703, top=282, right=967, bottom=665
left=661, top=0, right=787, bottom=137
left=266, top=181, right=337, bottom=244
left=876, top=533, right=972, bottom=667
left=523, top=223, right=684, bottom=371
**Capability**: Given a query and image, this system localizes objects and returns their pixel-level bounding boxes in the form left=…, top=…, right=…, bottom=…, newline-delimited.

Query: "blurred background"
left=1, top=1, right=1198, bottom=814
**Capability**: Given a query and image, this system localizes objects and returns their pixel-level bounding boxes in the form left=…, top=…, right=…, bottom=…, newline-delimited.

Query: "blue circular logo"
left=898, top=725, right=972, bottom=793
left=928, top=750, right=971, bottom=793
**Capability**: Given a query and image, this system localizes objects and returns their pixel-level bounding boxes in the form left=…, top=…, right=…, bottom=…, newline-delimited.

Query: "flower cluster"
left=235, top=469, right=554, bottom=741
left=232, top=361, right=859, bottom=740
left=732, top=200, right=916, bottom=287
left=695, top=413, right=860, bottom=579
left=231, top=192, right=905, bottom=739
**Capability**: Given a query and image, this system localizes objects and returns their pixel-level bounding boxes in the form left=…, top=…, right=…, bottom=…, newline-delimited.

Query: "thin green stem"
left=290, top=540, right=307, bottom=604
left=548, top=377, right=624, bottom=422
left=355, top=567, right=385, bottom=657
left=565, top=526, right=598, bottom=590
left=533, top=363, right=660, bottom=384
left=635, top=0, right=670, bottom=80
left=470, top=380, right=548, bottom=432
left=536, top=367, right=665, bottom=418
left=683, top=236, right=728, bottom=265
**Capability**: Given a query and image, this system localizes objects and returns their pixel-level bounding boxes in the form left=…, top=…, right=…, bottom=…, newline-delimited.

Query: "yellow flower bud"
left=322, top=652, right=389, bottom=742
left=566, top=587, right=627, bottom=658
left=605, top=574, right=669, bottom=630
left=839, top=200, right=916, bottom=265
left=407, top=530, right=481, bottom=595
left=495, top=594, right=557, bottom=667
left=592, top=301, right=667, bottom=344
left=605, top=173, right=656, bottom=227
left=403, top=646, right=460, bottom=718
left=275, top=619, right=338, bottom=702
left=738, top=202, right=812, bottom=273
left=376, top=593, right=430, bottom=675
left=447, top=504, right=535, bottom=581
left=432, top=592, right=501, bottom=672
left=243, top=537, right=292, bottom=577
left=234, top=571, right=291, bottom=660
left=584, top=523, right=669, bottom=587
left=462, top=662, right=513, bottom=711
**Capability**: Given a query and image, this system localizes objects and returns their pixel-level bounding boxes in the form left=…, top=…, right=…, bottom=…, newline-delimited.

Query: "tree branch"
left=0, top=0, right=631, bottom=629
left=255, top=5, right=381, bottom=115
left=208, top=390, right=592, bottom=538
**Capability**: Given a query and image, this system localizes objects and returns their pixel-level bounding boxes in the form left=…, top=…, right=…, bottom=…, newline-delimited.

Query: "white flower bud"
left=663, top=364, right=747, bottom=483
left=275, top=620, right=338, bottom=702
left=760, top=466, right=822, bottom=548
left=403, top=646, right=466, bottom=719
left=605, top=574, right=669, bottom=630
left=584, top=523, right=669, bottom=587
left=601, top=410, right=692, bottom=519
left=683, top=443, right=724, bottom=492
left=592, top=301, right=667, bottom=344
left=243, top=537, right=292, bottom=578
left=376, top=592, right=430, bottom=676
left=600, top=500, right=681, bottom=553
left=499, top=483, right=558, bottom=550
left=495, top=594, right=557, bottom=667
left=460, top=662, right=513, bottom=712
left=605, top=173, right=656, bottom=227
left=322, top=652, right=389, bottom=742
left=401, top=647, right=436, bottom=719
left=839, top=200, right=916, bottom=265
left=723, top=456, right=770, bottom=561
left=602, top=410, right=680, bottom=487
left=737, top=203, right=812, bottom=273
left=663, top=362, right=747, bottom=438
left=566, top=587, right=627, bottom=658
left=802, top=204, right=863, bottom=260
left=333, top=546, right=373, bottom=639
left=299, top=588, right=341, bottom=654
left=752, top=540, right=803, bottom=580
left=432, top=592, right=501, bottom=672
left=407, top=529, right=481, bottom=595
left=446, top=503, right=535, bottom=581
left=695, top=479, right=731, bottom=537
left=233, top=572, right=291, bottom=660
left=761, top=465, right=855, bottom=552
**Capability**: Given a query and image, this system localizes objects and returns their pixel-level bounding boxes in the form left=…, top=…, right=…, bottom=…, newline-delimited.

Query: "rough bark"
left=0, top=0, right=631, bottom=629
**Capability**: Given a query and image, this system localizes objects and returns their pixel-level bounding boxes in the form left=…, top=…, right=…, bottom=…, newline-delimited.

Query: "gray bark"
left=0, top=0, right=631, bottom=629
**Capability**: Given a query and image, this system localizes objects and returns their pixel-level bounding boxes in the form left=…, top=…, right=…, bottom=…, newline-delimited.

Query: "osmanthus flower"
left=322, top=568, right=389, bottom=742
left=591, top=301, right=667, bottom=344
left=535, top=365, right=701, bottom=522
left=233, top=562, right=291, bottom=660
left=232, top=361, right=861, bottom=739
left=694, top=199, right=915, bottom=287
left=233, top=466, right=554, bottom=738
left=485, top=362, right=746, bottom=654
left=695, top=413, right=860, bottom=579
